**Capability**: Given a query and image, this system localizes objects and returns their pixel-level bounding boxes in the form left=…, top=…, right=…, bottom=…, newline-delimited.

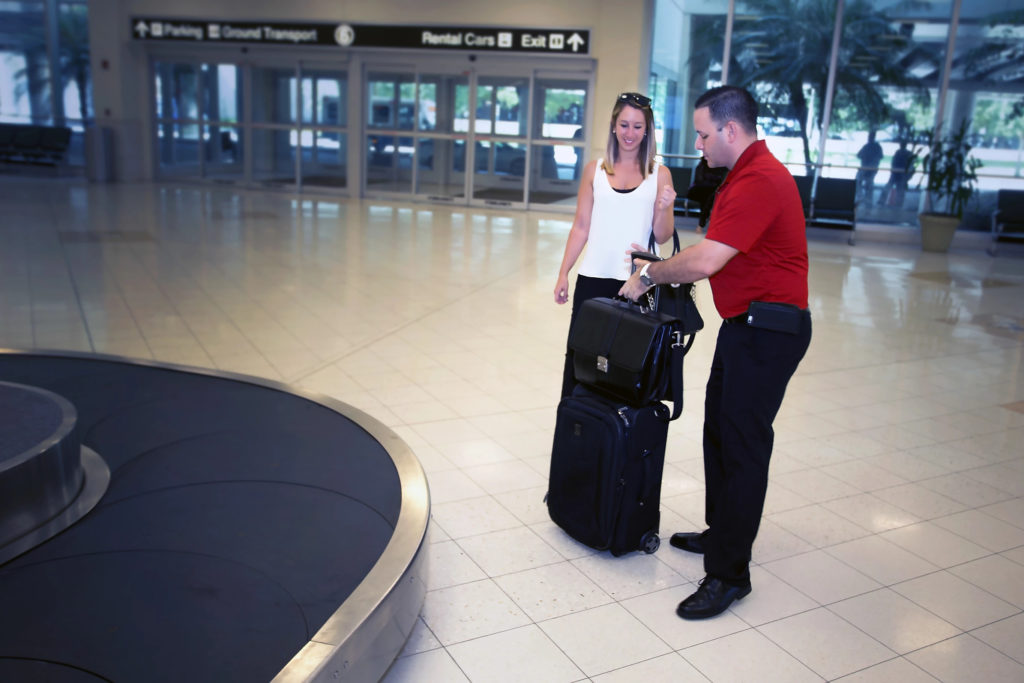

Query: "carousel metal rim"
left=0, top=445, right=111, bottom=566
left=0, top=347, right=431, bottom=683
left=0, top=380, right=78, bottom=472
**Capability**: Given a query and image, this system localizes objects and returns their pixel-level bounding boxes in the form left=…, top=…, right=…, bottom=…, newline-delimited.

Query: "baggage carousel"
left=0, top=350, right=429, bottom=682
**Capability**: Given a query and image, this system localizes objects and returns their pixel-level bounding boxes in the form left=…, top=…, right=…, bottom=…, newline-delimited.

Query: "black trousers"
left=701, top=310, right=812, bottom=585
left=560, top=274, right=625, bottom=398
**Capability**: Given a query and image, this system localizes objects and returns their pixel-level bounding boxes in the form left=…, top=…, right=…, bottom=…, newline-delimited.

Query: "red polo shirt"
left=704, top=140, right=809, bottom=318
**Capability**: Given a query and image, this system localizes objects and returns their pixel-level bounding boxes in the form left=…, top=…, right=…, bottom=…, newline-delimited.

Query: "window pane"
left=369, top=80, right=395, bottom=126
left=0, top=1, right=49, bottom=124
left=367, top=73, right=415, bottom=130
left=471, top=140, right=525, bottom=203
left=418, top=82, right=437, bottom=131
left=817, top=1, right=951, bottom=226
left=301, top=131, right=347, bottom=188
left=156, top=121, right=201, bottom=172
left=475, top=84, right=494, bottom=134
left=650, top=0, right=711, bottom=161
left=650, top=0, right=727, bottom=163
left=252, top=128, right=297, bottom=185
left=727, top=2, right=833, bottom=174
left=478, top=77, right=528, bottom=137
left=365, top=134, right=413, bottom=192
left=527, top=143, right=580, bottom=206
left=203, top=63, right=241, bottom=123
left=415, top=137, right=464, bottom=199
left=252, top=67, right=296, bottom=124
left=942, top=5, right=1024, bottom=229
left=534, top=82, right=586, bottom=139
left=204, top=124, right=242, bottom=180
left=453, top=83, right=471, bottom=133
left=300, top=71, right=347, bottom=127
left=155, top=62, right=199, bottom=120
left=58, top=1, right=91, bottom=123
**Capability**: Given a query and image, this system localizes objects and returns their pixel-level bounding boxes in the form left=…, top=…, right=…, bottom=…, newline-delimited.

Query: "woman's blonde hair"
left=603, top=93, right=657, bottom=178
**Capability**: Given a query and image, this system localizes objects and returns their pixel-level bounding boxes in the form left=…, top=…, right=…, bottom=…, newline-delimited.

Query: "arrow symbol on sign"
left=567, top=33, right=584, bottom=52
left=135, top=21, right=149, bottom=37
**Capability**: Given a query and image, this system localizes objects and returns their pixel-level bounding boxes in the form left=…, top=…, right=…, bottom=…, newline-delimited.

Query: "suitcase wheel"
left=641, top=531, right=660, bottom=554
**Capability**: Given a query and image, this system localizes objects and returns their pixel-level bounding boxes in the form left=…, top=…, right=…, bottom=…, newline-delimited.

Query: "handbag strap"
left=647, top=229, right=681, bottom=257
left=613, top=295, right=686, bottom=421
left=668, top=334, right=685, bottom=420
left=646, top=230, right=689, bottom=421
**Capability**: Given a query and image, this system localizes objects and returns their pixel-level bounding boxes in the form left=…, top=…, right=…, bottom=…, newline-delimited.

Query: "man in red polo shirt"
left=620, top=85, right=811, bottom=619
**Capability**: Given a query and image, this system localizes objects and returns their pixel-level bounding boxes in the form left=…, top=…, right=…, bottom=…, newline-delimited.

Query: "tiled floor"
left=3, top=176, right=1023, bottom=682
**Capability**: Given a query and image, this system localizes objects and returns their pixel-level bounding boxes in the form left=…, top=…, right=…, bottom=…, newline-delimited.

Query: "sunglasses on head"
left=618, top=92, right=652, bottom=108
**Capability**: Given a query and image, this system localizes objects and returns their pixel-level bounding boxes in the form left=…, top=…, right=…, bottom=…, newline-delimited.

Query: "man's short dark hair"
left=694, top=86, right=758, bottom=135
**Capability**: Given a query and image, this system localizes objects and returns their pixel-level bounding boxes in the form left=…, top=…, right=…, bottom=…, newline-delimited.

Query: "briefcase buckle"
left=597, top=355, right=609, bottom=373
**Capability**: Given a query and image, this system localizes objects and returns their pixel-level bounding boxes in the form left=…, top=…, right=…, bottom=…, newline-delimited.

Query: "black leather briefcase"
left=569, top=296, right=682, bottom=408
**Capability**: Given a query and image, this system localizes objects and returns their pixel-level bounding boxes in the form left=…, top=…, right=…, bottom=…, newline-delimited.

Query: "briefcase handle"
left=628, top=251, right=661, bottom=312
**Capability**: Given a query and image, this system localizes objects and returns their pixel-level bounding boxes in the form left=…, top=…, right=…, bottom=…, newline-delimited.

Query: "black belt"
left=723, top=313, right=748, bottom=324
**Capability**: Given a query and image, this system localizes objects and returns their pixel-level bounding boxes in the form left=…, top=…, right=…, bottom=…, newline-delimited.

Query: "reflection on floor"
left=1, top=177, right=1023, bottom=682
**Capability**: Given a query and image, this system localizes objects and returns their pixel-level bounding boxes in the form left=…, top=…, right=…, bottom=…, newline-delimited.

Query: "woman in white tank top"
left=554, top=92, right=677, bottom=397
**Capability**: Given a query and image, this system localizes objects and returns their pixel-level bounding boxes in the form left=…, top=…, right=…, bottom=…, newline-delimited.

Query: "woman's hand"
left=554, top=275, right=570, bottom=304
left=624, top=241, right=647, bottom=263
left=656, top=184, right=677, bottom=212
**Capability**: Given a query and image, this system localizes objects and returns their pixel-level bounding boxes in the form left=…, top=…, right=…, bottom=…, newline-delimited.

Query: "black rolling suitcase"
left=548, top=251, right=701, bottom=556
left=547, top=386, right=670, bottom=556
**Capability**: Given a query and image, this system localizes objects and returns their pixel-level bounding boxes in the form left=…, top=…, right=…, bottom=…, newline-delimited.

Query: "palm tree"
left=57, top=4, right=92, bottom=123
left=692, top=0, right=936, bottom=174
left=7, top=4, right=92, bottom=125
left=960, top=8, right=1024, bottom=126
left=0, top=7, right=48, bottom=122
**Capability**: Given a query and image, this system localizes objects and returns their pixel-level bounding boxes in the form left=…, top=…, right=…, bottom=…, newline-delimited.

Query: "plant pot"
left=919, top=212, right=960, bottom=252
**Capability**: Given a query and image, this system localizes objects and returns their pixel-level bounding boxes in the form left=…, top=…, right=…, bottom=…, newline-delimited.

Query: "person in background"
left=880, top=141, right=915, bottom=208
left=855, top=130, right=883, bottom=205
left=554, top=91, right=676, bottom=398
left=686, top=156, right=728, bottom=232
left=620, top=85, right=812, bottom=620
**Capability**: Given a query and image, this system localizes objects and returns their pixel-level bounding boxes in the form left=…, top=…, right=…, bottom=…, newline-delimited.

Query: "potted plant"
left=918, top=119, right=982, bottom=252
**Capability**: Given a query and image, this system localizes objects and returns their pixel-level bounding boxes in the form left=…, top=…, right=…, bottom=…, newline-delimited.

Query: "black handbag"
left=646, top=231, right=704, bottom=342
left=569, top=296, right=685, bottom=418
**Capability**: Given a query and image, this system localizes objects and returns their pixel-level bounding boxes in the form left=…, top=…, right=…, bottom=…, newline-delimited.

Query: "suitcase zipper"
left=616, top=407, right=630, bottom=427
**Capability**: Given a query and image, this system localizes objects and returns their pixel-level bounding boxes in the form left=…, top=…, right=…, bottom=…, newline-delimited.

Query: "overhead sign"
left=131, top=18, right=590, bottom=55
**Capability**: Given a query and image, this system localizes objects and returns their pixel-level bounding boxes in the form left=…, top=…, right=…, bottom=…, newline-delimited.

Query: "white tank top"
left=578, top=159, right=659, bottom=280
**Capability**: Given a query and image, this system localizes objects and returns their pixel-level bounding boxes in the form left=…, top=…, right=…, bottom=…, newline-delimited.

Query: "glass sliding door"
left=365, top=71, right=416, bottom=194
left=298, top=66, right=349, bottom=189
left=361, top=61, right=591, bottom=209
left=468, top=76, right=529, bottom=206
left=528, top=77, right=587, bottom=207
left=251, top=66, right=298, bottom=187
left=156, top=60, right=349, bottom=191
left=153, top=60, right=243, bottom=181
left=415, top=73, right=469, bottom=201
left=148, top=52, right=591, bottom=208
left=154, top=61, right=202, bottom=176
left=202, top=63, right=243, bottom=181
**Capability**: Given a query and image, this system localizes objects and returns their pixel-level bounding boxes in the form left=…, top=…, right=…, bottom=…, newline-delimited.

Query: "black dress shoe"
left=676, top=576, right=752, bottom=620
left=669, top=530, right=707, bottom=554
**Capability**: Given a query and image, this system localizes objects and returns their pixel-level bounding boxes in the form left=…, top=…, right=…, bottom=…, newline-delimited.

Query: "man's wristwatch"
left=638, top=262, right=655, bottom=288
